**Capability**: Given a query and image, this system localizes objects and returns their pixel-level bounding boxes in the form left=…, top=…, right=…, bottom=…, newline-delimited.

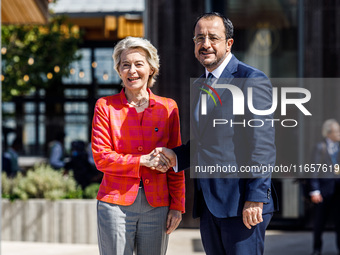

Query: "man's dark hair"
left=193, top=12, right=234, bottom=39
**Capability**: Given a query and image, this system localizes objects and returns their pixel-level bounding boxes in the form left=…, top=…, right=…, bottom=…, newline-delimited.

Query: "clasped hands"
left=140, top=147, right=176, bottom=173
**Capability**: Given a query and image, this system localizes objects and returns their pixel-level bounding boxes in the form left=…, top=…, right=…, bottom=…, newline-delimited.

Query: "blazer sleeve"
left=309, top=143, right=325, bottom=192
left=91, top=98, right=141, bottom=178
left=166, top=100, right=186, bottom=213
left=172, top=141, right=191, bottom=172
left=243, top=73, right=276, bottom=203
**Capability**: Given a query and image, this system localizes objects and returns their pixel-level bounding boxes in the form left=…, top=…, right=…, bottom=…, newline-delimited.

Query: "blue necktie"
left=207, top=72, right=214, bottom=83
left=205, top=73, right=215, bottom=103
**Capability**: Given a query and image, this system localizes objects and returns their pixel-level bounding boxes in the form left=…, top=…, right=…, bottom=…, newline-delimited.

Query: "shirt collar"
left=205, top=53, right=233, bottom=79
left=326, top=138, right=339, bottom=154
left=326, top=138, right=339, bottom=147
left=119, top=88, right=156, bottom=107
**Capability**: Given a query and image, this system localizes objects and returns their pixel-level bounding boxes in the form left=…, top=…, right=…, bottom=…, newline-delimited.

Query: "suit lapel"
left=191, top=76, right=205, bottom=136
left=322, top=141, right=338, bottom=166
left=198, top=55, right=239, bottom=135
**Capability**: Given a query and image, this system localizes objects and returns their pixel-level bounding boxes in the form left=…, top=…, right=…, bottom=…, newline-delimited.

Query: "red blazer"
left=92, top=89, right=185, bottom=213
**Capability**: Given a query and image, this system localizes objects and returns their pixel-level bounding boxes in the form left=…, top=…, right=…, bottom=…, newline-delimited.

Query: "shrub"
left=2, top=163, right=82, bottom=200
left=83, top=183, right=100, bottom=199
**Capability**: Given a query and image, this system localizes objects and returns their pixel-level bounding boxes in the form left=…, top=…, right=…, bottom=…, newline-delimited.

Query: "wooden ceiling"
left=2, top=0, right=49, bottom=25
left=67, top=15, right=144, bottom=41
left=1, top=0, right=144, bottom=40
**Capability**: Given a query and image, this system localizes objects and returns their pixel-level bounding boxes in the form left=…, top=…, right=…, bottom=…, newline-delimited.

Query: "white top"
left=326, top=137, right=339, bottom=156
left=49, top=141, right=65, bottom=169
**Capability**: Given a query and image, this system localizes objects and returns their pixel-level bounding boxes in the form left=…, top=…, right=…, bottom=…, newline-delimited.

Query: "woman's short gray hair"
left=113, top=36, right=160, bottom=88
left=322, top=119, right=339, bottom=138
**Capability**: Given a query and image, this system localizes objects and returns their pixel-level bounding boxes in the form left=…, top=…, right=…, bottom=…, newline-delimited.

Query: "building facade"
left=2, top=0, right=340, bottom=227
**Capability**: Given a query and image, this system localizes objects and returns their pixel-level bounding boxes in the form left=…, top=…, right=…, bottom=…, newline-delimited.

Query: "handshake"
left=140, top=147, right=177, bottom=173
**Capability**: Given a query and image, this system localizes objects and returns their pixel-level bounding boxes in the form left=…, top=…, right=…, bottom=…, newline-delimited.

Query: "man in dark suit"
left=309, top=119, right=340, bottom=255
left=154, top=12, right=277, bottom=255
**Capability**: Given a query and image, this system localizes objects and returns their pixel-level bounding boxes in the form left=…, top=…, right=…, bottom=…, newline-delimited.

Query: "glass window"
left=24, top=102, right=35, bottom=114
left=64, top=102, right=88, bottom=114
left=22, top=102, right=46, bottom=155
left=2, top=102, right=17, bottom=146
left=62, top=48, right=92, bottom=84
left=94, top=48, right=121, bottom=84
left=98, top=88, right=120, bottom=97
left=228, top=0, right=297, bottom=77
left=2, top=102, right=15, bottom=114
left=64, top=89, right=88, bottom=98
left=64, top=102, right=89, bottom=152
left=64, top=124, right=89, bottom=153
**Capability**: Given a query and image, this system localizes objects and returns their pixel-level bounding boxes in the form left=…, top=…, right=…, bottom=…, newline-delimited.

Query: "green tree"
left=1, top=16, right=82, bottom=101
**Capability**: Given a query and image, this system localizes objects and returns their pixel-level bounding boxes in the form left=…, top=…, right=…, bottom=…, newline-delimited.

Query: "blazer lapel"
left=191, top=76, right=205, bottom=136
left=198, top=55, right=239, bottom=135
left=322, top=141, right=337, bottom=166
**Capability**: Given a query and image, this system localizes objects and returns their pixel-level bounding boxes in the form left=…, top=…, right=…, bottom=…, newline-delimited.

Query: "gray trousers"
left=97, top=187, right=169, bottom=255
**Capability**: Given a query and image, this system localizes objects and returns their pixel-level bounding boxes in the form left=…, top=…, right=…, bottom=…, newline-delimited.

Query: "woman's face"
left=119, top=48, right=152, bottom=92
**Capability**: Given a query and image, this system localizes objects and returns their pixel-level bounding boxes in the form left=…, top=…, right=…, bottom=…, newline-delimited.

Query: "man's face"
left=194, top=17, right=233, bottom=72
left=328, top=123, right=340, bottom=142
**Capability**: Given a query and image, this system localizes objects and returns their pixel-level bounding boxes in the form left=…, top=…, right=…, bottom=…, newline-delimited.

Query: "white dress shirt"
left=172, top=53, right=233, bottom=172
left=205, top=52, right=233, bottom=79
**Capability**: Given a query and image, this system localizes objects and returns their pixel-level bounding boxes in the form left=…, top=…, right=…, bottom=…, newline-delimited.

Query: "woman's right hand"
left=140, top=150, right=171, bottom=170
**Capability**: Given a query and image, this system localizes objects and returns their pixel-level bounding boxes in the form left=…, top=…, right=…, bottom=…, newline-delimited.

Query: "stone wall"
left=2, top=199, right=97, bottom=244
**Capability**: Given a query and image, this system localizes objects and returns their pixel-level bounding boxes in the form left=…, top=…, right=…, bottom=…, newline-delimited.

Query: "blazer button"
left=144, top=179, right=150, bottom=185
left=137, top=146, right=143, bottom=151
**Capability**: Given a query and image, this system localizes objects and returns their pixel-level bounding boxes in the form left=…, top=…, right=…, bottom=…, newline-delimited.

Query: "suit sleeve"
left=243, top=74, right=276, bottom=203
left=173, top=141, right=191, bottom=171
left=166, top=100, right=186, bottom=213
left=91, top=99, right=141, bottom=178
left=309, top=143, right=324, bottom=192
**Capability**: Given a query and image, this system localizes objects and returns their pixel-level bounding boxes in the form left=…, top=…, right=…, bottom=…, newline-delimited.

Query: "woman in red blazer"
left=92, top=36, right=185, bottom=255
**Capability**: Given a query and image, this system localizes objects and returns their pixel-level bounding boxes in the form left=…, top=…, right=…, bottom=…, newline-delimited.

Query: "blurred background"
left=1, top=0, right=340, bottom=247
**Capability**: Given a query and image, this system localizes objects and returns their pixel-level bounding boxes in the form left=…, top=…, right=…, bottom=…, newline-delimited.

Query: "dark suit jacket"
left=309, top=140, right=340, bottom=198
left=173, top=55, right=278, bottom=218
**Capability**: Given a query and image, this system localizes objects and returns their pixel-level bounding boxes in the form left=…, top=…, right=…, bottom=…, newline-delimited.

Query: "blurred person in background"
left=3, top=136, right=22, bottom=177
left=48, top=131, right=66, bottom=170
left=91, top=36, right=185, bottom=255
left=309, top=119, right=340, bottom=255
left=86, top=142, right=103, bottom=183
left=67, top=140, right=102, bottom=189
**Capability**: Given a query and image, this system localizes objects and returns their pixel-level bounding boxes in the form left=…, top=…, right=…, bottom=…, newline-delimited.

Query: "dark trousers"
left=313, top=184, right=340, bottom=252
left=200, top=200, right=272, bottom=255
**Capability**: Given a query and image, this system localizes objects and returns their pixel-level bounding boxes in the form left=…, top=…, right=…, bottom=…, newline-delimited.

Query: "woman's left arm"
left=165, top=100, right=185, bottom=233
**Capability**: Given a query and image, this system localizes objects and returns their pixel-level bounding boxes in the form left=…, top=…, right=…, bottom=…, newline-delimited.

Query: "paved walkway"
left=2, top=230, right=339, bottom=255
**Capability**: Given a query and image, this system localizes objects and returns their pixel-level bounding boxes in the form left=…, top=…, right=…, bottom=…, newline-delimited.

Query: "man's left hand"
left=242, top=201, right=263, bottom=229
